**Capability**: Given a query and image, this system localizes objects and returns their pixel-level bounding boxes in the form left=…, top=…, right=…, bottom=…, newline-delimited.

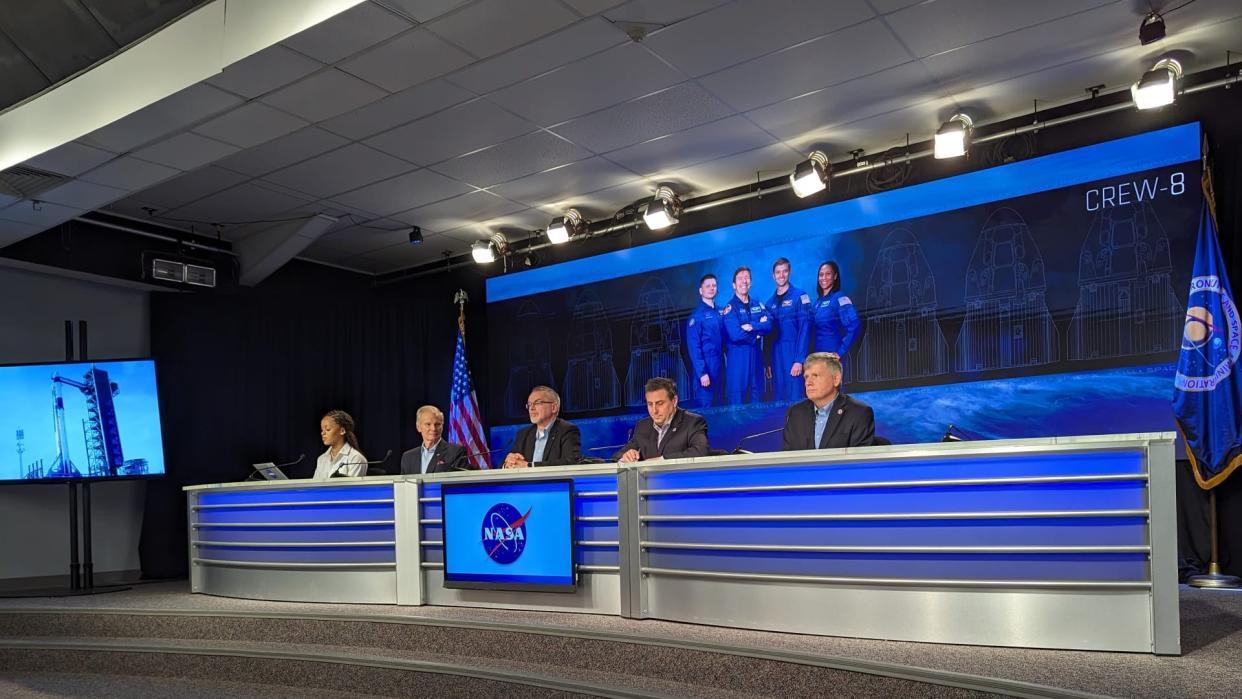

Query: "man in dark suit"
left=782, top=352, right=874, bottom=451
left=613, top=377, right=710, bottom=462
left=502, top=386, right=582, bottom=468
left=400, top=405, right=473, bottom=474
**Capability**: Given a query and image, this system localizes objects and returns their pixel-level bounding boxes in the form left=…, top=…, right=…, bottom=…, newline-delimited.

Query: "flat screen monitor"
left=0, top=358, right=167, bottom=483
left=441, top=479, right=576, bottom=592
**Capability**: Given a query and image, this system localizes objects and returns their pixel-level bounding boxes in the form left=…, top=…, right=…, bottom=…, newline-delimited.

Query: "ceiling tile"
left=381, top=0, right=471, bottom=22
left=24, top=141, right=115, bottom=177
left=564, top=0, right=627, bottom=16
left=0, top=1, right=115, bottom=84
left=192, top=102, right=310, bottom=149
left=812, top=100, right=951, bottom=161
left=213, top=127, right=350, bottom=177
left=430, top=132, right=593, bottom=188
left=263, top=144, right=416, bottom=198
left=163, top=181, right=313, bottom=224
left=437, top=207, right=552, bottom=243
left=0, top=200, right=84, bottom=228
left=488, top=156, right=639, bottom=207
left=128, top=166, right=250, bottom=210
left=650, top=142, right=803, bottom=198
left=77, top=0, right=202, bottom=45
left=207, top=44, right=324, bottom=98
left=488, top=43, right=683, bottom=125
left=132, top=132, right=241, bottom=171
left=643, top=0, right=876, bottom=77
left=81, top=83, right=243, bottom=153
left=699, top=19, right=910, bottom=112
left=603, top=116, right=776, bottom=175
left=446, top=17, right=627, bottom=94
left=260, top=69, right=388, bottom=122
left=79, top=156, right=180, bottom=191
left=319, top=79, right=472, bottom=140
left=529, top=178, right=655, bottom=220
left=870, top=0, right=924, bottom=12
left=332, top=168, right=474, bottom=215
left=391, top=191, right=525, bottom=232
left=363, top=99, right=536, bottom=166
left=345, top=236, right=465, bottom=273
left=426, top=0, right=578, bottom=58
left=551, top=83, right=734, bottom=153
left=885, top=0, right=1113, bottom=59
left=0, top=31, right=51, bottom=112
left=101, top=197, right=162, bottom=221
left=339, top=28, right=474, bottom=93
left=283, top=2, right=413, bottom=64
left=602, top=0, right=731, bottom=25
left=38, top=179, right=129, bottom=211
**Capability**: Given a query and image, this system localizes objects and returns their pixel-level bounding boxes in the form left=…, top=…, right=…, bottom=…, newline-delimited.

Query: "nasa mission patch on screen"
left=441, top=479, right=577, bottom=592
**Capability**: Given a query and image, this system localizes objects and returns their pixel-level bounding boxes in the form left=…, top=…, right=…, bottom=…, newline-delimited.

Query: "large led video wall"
left=485, top=123, right=1202, bottom=457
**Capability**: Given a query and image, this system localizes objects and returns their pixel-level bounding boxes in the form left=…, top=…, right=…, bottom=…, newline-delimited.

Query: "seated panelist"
left=782, top=352, right=874, bottom=451
left=400, top=405, right=473, bottom=474
left=614, top=377, right=709, bottom=463
left=503, top=386, right=582, bottom=468
left=314, top=410, right=367, bottom=480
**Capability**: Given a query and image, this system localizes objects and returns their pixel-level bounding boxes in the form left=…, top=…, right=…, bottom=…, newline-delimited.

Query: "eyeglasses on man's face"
left=525, top=400, right=555, bottom=410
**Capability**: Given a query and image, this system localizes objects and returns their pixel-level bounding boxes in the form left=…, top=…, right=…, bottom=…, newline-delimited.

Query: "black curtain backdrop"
left=138, top=78, right=1242, bottom=581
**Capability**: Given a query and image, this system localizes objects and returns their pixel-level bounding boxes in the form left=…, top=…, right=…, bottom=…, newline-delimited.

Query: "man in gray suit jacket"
left=782, top=353, right=874, bottom=451
left=614, top=377, right=710, bottom=462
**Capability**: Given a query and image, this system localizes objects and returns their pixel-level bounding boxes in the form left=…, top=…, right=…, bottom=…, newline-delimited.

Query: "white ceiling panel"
left=392, top=190, right=526, bottom=232
left=430, top=132, right=593, bottom=188
left=643, top=0, right=876, bottom=77
left=563, top=0, right=627, bottom=16
left=815, top=101, right=956, bottom=163
left=551, top=83, right=735, bottom=154
left=427, top=0, right=579, bottom=58
left=38, top=179, right=128, bottom=211
left=602, top=0, right=732, bottom=25
left=488, top=156, right=638, bottom=208
left=338, top=28, right=474, bottom=93
left=379, top=0, right=471, bottom=23
left=332, top=168, right=474, bottom=215
left=437, top=207, right=553, bottom=243
left=489, top=43, right=683, bottom=125
left=699, top=19, right=912, bottom=113
left=132, top=132, right=241, bottom=171
left=213, top=127, right=350, bottom=177
left=648, top=142, right=803, bottom=198
left=603, top=116, right=777, bottom=176
left=263, top=143, right=416, bottom=199
left=363, top=99, right=536, bottom=166
left=283, top=2, right=413, bottom=64
left=128, top=166, right=250, bottom=211
left=163, top=181, right=313, bottom=224
left=81, top=84, right=243, bottom=153
left=0, top=200, right=84, bottom=227
left=260, top=69, right=388, bottom=123
left=870, top=0, right=924, bottom=12
left=207, top=44, right=324, bottom=98
left=885, top=0, right=1114, bottom=59
left=532, top=177, right=655, bottom=220
left=745, top=61, right=946, bottom=147
left=320, top=79, right=472, bottom=139
left=446, top=17, right=628, bottom=94
left=24, top=141, right=115, bottom=177
left=192, top=103, right=310, bottom=149
left=79, top=156, right=180, bottom=191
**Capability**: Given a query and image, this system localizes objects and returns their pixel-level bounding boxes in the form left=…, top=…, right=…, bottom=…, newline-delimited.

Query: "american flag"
left=448, top=329, right=490, bottom=469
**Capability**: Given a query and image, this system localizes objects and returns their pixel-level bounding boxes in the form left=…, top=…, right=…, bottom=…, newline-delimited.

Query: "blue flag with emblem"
left=1173, top=203, right=1242, bottom=488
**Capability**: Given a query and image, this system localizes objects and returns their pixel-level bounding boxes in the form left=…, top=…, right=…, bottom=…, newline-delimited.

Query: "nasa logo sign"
left=481, top=503, right=531, bottom=564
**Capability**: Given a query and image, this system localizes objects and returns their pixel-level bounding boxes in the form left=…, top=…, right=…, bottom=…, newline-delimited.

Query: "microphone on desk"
left=464, top=446, right=510, bottom=469
left=331, top=449, right=392, bottom=477
left=732, top=427, right=783, bottom=454
left=585, top=428, right=635, bottom=454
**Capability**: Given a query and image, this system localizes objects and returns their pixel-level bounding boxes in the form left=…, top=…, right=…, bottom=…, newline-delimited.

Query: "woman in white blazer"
left=313, top=410, right=367, bottom=480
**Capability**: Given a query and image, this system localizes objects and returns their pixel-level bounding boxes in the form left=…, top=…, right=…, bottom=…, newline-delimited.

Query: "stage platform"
left=0, top=581, right=1239, bottom=698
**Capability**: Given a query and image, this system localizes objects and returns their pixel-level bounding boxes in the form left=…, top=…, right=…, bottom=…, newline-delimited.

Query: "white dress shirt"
left=314, top=443, right=367, bottom=480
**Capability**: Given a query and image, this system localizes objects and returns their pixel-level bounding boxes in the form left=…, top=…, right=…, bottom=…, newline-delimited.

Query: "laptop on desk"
left=252, top=462, right=289, bottom=480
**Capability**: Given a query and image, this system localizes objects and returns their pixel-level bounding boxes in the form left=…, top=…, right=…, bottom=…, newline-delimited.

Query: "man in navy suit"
left=502, top=386, right=582, bottom=468
left=782, top=353, right=874, bottom=451
left=400, top=405, right=473, bottom=474
left=613, top=377, right=709, bottom=462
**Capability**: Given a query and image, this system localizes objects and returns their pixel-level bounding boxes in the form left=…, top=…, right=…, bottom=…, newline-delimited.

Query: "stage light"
left=790, top=150, right=831, bottom=198
left=643, top=185, right=682, bottom=231
left=1131, top=58, right=1182, bottom=110
left=471, top=240, right=495, bottom=264
left=934, top=113, right=973, bottom=159
left=408, top=226, right=423, bottom=245
left=546, top=208, right=586, bottom=244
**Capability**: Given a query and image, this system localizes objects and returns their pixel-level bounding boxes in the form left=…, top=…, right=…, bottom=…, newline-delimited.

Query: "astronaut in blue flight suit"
left=811, top=260, right=862, bottom=375
left=765, top=258, right=812, bottom=402
left=722, top=266, right=772, bottom=404
left=686, top=273, right=725, bottom=405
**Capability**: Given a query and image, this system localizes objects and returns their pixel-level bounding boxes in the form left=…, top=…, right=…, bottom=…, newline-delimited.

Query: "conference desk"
left=184, top=432, right=1179, bottom=654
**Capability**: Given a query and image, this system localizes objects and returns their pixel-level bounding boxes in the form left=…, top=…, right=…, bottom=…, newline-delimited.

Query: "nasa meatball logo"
left=1176, top=275, right=1241, bottom=393
left=481, top=503, right=531, bottom=564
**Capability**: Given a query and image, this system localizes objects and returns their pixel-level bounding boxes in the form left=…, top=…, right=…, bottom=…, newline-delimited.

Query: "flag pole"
left=453, top=289, right=468, bottom=339
left=1188, top=489, right=1240, bottom=588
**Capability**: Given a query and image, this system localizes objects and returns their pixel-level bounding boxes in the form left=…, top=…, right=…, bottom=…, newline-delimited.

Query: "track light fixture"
left=471, top=233, right=507, bottom=264
left=643, top=185, right=682, bottom=231
left=547, top=208, right=587, bottom=244
left=934, top=113, right=973, bottom=159
left=408, top=226, right=423, bottom=245
left=790, top=150, right=831, bottom=198
left=1131, top=57, right=1182, bottom=110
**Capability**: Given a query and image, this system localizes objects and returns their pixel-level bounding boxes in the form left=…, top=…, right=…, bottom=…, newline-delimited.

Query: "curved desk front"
left=185, top=433, right=1179, bottom=654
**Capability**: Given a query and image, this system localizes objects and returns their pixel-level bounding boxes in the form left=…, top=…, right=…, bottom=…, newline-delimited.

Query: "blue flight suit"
left=766, top=285, right=812, bottom=402
left=811, top=291, right=862, bottom=374
left=722, top=294, right=773, bottom=404
left=686, top=300, right=725, bottom=405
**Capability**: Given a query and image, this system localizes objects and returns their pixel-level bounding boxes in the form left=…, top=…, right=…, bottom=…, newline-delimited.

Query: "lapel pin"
left=837, top=408, right=843, bottom=415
